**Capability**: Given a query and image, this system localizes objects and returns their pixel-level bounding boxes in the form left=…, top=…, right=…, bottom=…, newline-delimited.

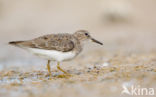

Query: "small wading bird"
left=9, top=30, right=103, bottom=77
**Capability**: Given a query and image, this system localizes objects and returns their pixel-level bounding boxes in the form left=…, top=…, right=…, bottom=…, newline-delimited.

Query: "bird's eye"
left=85, top=33, right=88, bottom=36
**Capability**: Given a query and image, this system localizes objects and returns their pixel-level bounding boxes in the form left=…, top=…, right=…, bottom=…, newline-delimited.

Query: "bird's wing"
left=10, top=34, right=75, bottom=52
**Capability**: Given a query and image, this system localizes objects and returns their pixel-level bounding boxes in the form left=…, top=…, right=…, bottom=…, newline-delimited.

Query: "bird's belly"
left=27, top=48, right=76, bottom=61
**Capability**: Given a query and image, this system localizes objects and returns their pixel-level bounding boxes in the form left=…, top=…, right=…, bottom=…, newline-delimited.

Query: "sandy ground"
left=0, top=0, right=156, bottom=97
left=0, top=49, right=156, bottom=97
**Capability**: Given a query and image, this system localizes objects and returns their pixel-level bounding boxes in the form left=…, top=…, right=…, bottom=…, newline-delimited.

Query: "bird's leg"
left=57, top=62, right=68, bottom=74
left=46, top=60, right=51, bottom=76
left=57, top=62, right=71, bottom=77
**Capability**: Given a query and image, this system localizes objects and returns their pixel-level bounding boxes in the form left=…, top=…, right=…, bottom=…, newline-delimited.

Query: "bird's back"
left=9, top=33, right=81, bottom=53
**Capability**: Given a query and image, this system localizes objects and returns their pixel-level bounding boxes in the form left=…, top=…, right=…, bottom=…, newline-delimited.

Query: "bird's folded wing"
left=12, top=34, right=75, bottom=52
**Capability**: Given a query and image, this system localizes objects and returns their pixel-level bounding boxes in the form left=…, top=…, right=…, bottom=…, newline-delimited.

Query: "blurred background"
left=0, top=0, right=156, bottom=97
left=1, top=0, right=156, bottom=68
left=0, top=0, right=155, bottom=49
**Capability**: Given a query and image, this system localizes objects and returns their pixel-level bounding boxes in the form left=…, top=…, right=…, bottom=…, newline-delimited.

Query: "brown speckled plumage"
left=9, top=33, right=82, bottom=55
left=15, top=34, right=77, bottom=51
left=9, top=30, right=103, bottom=54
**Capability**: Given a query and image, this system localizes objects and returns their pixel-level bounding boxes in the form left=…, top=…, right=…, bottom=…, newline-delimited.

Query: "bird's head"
left=73, top=30, right=103, bottom=45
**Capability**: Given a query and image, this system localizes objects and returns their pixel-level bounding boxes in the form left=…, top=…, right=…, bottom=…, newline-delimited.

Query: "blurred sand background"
left=0, top=0, right=156, bottom=97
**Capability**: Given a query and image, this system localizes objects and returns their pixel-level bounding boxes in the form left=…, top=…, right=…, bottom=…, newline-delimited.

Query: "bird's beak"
left=91, top=38, right=103, bottom=45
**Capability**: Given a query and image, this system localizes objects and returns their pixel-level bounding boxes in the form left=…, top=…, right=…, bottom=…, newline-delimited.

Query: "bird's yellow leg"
left=57, top=62, right=68, bottom=74
left=47, top=60, right=51, bottom=76
left=57, top=62, right=71, bottom=78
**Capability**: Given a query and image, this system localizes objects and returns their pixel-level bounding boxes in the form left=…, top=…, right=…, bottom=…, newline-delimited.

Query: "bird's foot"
left=45, top=74, right=53, bottom=79
left=57, top=74, right=72, bottom=78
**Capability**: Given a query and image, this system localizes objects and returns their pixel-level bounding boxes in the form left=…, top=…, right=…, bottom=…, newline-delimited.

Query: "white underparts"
left=26, top=48, right=76, bottom=61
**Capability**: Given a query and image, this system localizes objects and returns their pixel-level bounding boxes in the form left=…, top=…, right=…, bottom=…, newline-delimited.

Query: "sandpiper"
left=9, top=30, right=103, bottom=76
